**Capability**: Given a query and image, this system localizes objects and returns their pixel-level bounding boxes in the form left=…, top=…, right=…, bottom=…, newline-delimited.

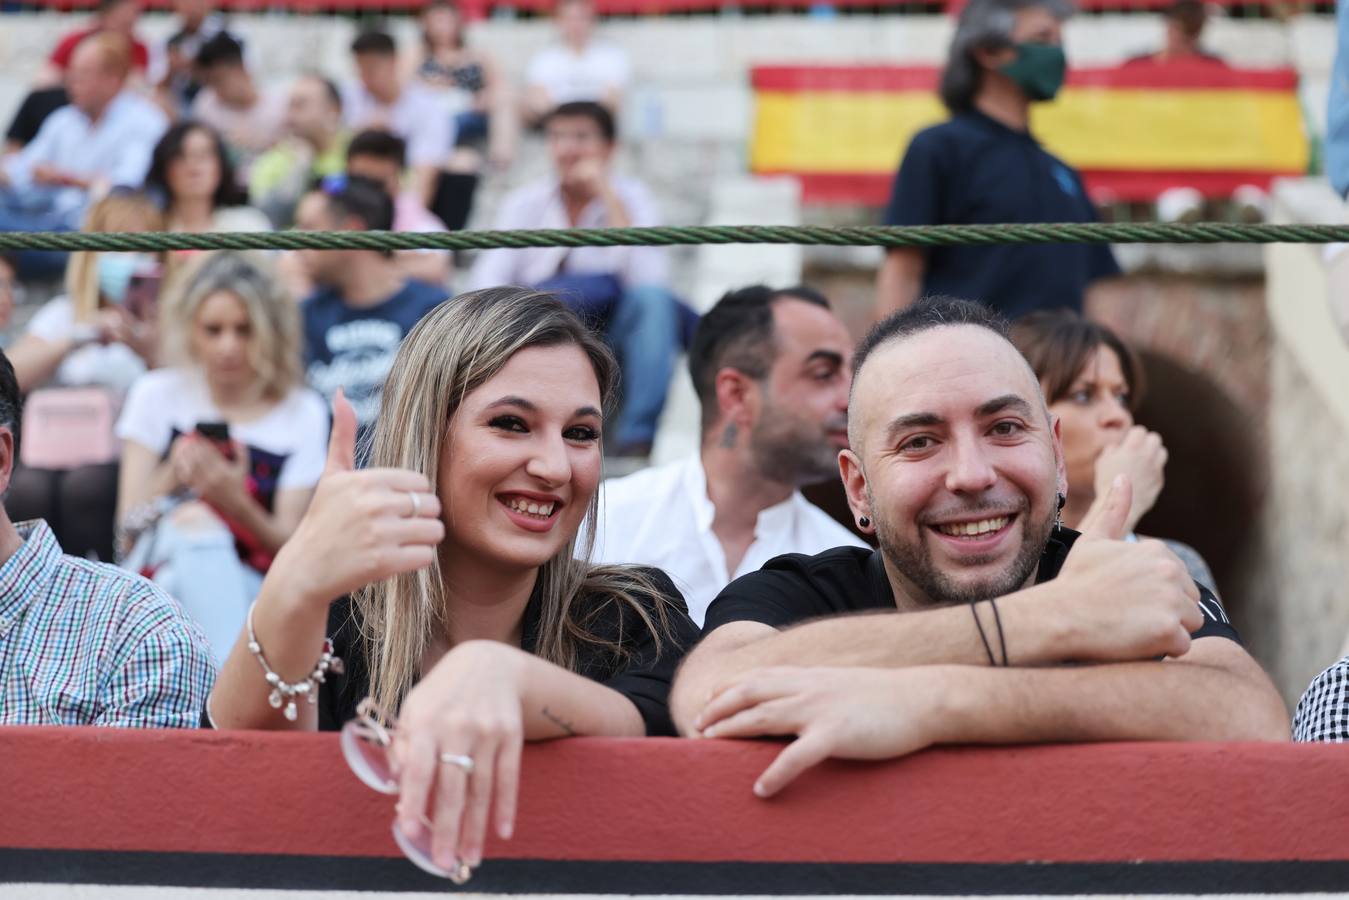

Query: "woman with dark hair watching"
left=144, top=121, right=270, bottom=234
left=207, top=287, right=698, bottom=881
left=1010, top=309, right=1217, bottom=592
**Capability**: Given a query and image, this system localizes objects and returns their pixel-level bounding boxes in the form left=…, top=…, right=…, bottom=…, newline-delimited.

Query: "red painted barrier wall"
left=2, top=727, right=1349, bottom=892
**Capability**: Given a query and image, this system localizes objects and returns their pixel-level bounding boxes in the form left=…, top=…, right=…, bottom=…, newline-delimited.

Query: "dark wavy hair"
left=144, top=121, right=248, bottom=212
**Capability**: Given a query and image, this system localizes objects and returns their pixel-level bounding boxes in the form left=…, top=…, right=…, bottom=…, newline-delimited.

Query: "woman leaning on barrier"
left=1010, top=309, right=1219, bottom=594
left=205, top=286, right=699, bottom=882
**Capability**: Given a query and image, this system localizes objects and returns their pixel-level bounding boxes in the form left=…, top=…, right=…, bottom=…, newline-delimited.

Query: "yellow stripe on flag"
left=1033, top=89, right=1308, bottom=171
left=752, top=87, right=1309, bottom=175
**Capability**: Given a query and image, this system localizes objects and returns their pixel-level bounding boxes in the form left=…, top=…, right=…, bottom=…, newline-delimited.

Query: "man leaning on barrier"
left=670, top=297, right=1288, bottom=796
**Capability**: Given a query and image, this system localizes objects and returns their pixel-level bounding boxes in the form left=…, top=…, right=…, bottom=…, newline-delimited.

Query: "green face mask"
left=998, top=41, right=1067, bottom=102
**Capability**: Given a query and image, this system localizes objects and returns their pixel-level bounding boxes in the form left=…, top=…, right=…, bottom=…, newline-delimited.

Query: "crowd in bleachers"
left=0, top=0, right=1347, bottom=883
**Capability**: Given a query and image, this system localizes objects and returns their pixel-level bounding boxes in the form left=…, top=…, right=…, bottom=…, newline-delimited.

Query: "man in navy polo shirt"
left=876, top=0, right=1120, bottom=319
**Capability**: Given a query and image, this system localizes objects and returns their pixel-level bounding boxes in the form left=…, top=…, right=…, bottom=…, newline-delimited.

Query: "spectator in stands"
left=292, top=176, right=445, bottom=447
left=36, top=0, right=150, bottom=88
left=191, top=34, right=286, bottom=179
left=145, top=122, right=271, bottom=235
left=249, top=75, right=349, bottom=229
left=524, top=0, right=630, bottom=124
left=1124, top=0, right=1223, bottom=66
left=0, top=34, right=168, bottom=250
left=875, top=0, right=1119, bottom=319
left=0, top=254, right=18, bottom=332
left=116, top=252, right=328, bottom=666
left=0, top=348, right=215, bottom=727
left=468, top=102, right=676, bottom=458
left=670, top=297, right=1287, bottom=795
left=5, top=88, right=69, bottom=155
left=1294, top=656, right=1349, bottom=741
left=5, top=191, right=165, bottom=562
left=593, top=285, right=865, bottom=625
left=409, top=0, right=517, bottom=171
left=345, top=31, right=453, bottom=208
left=1010, top=310, right=1217, bottom=592
left=207, top=288, right=697, bottom=880
left=154, top=0, right=234, bottom=115
left=346, top=129, right=452, bottom=287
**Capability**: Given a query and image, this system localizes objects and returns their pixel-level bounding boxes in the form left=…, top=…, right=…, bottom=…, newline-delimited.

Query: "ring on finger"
left=406, top=491, right=422, bottom=519
left=439, top=752, right=474, bottom=774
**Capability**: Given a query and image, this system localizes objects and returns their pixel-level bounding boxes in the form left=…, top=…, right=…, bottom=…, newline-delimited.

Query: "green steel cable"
left=0, top=222, right=1346, bottom=253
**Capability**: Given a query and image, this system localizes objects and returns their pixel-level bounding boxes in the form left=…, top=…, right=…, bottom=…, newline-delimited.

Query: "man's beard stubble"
left=748, top=397, right=846, bottom=488
left=871, top=493, right=1057, bottom=608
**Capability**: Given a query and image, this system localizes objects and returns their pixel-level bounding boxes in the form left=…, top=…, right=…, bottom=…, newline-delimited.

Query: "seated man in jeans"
left=468, top=101, right=677, bottom=457
left=0, top=33, right=166, bottom=239
left=0, top=349, right=215, bottom=727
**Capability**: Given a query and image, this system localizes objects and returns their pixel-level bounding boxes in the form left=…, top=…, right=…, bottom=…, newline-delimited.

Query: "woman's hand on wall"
left=392, top=640, right=529, bottom=878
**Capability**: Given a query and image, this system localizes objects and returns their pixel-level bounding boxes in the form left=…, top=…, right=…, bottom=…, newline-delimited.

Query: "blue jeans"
left=0, top=186, right=79, bottom=278
left=124, top=502, right=263, bottom=667
left=609, top=283, right=678, bottom=447
left=536, top=274, right=678, bottom=448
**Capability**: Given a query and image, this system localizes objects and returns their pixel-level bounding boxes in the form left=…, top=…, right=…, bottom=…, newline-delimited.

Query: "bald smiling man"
left=669, top=296, right=1287, bottom=797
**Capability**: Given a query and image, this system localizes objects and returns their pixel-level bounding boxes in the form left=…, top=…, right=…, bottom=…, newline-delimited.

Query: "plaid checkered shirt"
left=0, top=519, right=215, bottom=727
left=1293, top=655, right=1349, bottom=742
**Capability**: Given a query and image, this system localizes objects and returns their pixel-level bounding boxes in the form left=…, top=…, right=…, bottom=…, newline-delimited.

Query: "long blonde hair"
left=158, top=251, right=303, bottom=402
left=355, top=287, right=674, bottom=715
left=65, top=191, right=166, bottom=323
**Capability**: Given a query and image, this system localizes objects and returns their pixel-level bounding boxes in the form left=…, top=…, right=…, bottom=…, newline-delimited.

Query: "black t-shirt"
left=317, top=567, right=701, bottom=735
left=882, top=110, right=1121, bottom=320
left=703, top=527, right=1240, bottom=645
left=5, top=87, right=69, bottom=147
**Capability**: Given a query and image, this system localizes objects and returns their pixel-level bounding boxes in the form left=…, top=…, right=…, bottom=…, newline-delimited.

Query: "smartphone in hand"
left=195, top=421, right=235, bottom=460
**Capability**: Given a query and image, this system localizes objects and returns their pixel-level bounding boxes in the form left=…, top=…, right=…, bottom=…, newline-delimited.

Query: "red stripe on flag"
left=751, top=63, right=1297, bottom=93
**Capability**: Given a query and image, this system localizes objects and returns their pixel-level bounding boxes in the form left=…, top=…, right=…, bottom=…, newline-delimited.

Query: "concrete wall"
left=1242, top=179, right=1349, bottom=705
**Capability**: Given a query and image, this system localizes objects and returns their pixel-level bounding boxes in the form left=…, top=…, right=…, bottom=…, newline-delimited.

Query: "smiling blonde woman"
left=206, top=286, right=698, bottom=882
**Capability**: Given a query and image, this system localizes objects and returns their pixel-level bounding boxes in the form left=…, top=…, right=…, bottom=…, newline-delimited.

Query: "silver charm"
left=283, top=700, right=298, bottom=721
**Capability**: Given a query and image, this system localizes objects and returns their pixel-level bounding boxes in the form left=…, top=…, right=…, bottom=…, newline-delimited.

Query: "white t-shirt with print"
left=115, top=367, right=329, bottom=493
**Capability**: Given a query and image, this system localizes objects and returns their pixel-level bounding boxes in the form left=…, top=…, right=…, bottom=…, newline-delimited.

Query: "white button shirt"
left=591, top=456, right=867, bottom=627
left=2, top=91, right=168, bottom=217
left=467, top=175, right=668, bottom=291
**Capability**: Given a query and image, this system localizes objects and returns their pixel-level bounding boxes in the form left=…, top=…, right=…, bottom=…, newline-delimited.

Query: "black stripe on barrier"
left=4, top=849, right=1349, bottom=894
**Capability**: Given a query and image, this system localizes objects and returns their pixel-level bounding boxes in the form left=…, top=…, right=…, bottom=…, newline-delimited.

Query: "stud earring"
left=859, top=516, right=871, bottom=529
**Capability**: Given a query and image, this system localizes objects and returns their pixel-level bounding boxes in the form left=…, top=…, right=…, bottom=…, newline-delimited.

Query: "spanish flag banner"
left=750, top=61, right=1310, bottom=205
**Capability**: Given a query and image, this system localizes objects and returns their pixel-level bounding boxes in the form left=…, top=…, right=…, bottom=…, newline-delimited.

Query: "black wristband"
left=990, top=596, right=1008, bottom=666
left=969, top=598, right=996, bottom=666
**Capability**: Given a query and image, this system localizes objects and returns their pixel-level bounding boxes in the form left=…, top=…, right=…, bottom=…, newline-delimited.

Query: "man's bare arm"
left=670, top=583, right=1086, bottom=735
left=876, top=247, right=925, bottom=318
left=695, top=637, right=1288, bottom=796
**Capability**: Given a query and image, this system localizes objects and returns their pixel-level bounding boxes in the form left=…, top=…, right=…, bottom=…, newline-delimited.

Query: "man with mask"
left=592, top=285, right=865, bottom=626
left=875, top=0, right=1120, bottom=319
left=671, top=297, right=1287, bottom=797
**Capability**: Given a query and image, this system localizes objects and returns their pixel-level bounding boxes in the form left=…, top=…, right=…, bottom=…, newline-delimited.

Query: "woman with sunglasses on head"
left=207, top=287, right=699, bottom=880
left=1010, top=308, right=1218, bottom=593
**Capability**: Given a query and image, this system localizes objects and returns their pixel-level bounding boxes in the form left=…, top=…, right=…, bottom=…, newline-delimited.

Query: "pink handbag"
left=19, top=387, right=121, bottom=469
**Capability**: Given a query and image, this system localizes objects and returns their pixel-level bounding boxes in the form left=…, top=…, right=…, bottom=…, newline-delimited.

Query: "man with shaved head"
left=670, top=296, right=1287, bottom=796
